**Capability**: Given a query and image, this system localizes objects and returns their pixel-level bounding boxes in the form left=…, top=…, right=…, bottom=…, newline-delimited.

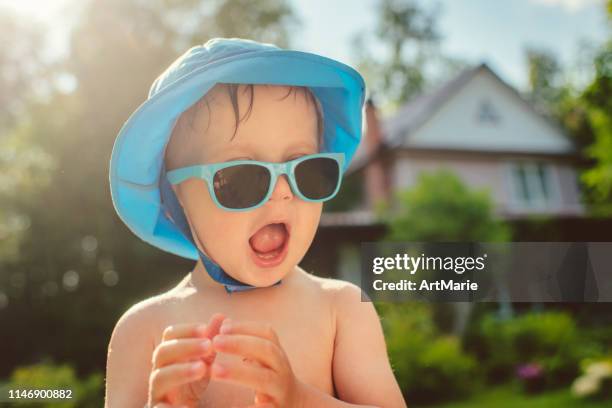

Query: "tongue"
left=249, top=223, right=287, bottom=253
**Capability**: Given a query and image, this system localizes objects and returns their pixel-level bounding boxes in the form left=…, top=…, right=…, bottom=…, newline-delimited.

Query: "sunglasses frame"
left=166, top=152, right=345, bottom=212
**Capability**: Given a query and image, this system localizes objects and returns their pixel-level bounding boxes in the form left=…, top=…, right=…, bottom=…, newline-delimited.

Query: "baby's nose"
left=269, top=174, right=294, bottom=202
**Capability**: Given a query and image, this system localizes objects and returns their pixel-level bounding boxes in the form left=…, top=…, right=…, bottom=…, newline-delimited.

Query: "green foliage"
left=350, top=0, right=458, bottom=111
left=211, top=0, right=300, bottom=48
left=0, top=0, right=299, bottom=380
left=580, top=40, right=612, bottom=215
left=520, top=7, right=611, bottom=216
left=1, top=359, right=103, bottom=407
left=581, top=108, right=612, bottom=214
left=0, top=8, right=45, bottom=130
left=0, top=118, right=55, bottom=262
left=525, top=47, right=563, bottom=112
left=433, top=383, right=611, bottom=408
left=468, top=312, right=603, bottom=388
left=381, top=169, right=510, bottom=242
left=377, top=302, right=479, bottom=404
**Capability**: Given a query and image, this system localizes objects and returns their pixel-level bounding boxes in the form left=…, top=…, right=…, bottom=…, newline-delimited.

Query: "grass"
left=426, top=384, right=610, bottom=408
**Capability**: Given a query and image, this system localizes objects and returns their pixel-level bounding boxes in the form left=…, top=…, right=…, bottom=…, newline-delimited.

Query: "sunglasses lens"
left=295, top=157, right=340, bottom=200
left=213, top=164, right=270, bottom=209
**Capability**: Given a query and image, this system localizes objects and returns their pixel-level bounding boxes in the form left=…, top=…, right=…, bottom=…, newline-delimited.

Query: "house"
left=325, top=62, right=585, bottom=224
left=305, top=63, right=586, bottom=283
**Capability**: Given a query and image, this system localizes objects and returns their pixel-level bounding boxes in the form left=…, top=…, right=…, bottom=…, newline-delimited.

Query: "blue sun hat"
left=109, top=37, right=366, bottom=293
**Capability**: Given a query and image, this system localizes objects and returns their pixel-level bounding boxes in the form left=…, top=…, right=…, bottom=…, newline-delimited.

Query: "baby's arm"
left=330, top=282, right=407, bottom=408
left=104, top=303, right=155, bottom=407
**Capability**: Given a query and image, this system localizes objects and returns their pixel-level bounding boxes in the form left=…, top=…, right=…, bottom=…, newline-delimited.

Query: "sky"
left=1, top=0, right=609, bottom=92
left=289, top=0, right=610, bottom=90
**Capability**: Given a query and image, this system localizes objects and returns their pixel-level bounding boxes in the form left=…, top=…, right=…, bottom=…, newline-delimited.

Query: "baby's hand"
left=147, top=313, right=225, bottom=408
left=210, top=319, right=304, bottom=408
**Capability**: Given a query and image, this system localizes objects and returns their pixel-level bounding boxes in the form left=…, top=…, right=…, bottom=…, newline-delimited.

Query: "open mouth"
left=248, top=222, right=290, bottom=267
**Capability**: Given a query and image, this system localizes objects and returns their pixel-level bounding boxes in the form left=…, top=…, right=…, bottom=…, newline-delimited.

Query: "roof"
left=347, top=62, right=576, bottom=174
left=347, top=64, right=481, bottom=173
left=382, top=64, right=482, bottom=147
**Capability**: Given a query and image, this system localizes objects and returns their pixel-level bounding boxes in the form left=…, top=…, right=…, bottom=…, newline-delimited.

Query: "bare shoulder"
left=115, top=273, right=199, bottom=330
left=107, top=289, right=179, bottom=367
left=111, top=294, right=164, bottom=340
left=297, top=272, right=382, bottom=343
left=105, top=285, right=191, bottom=407
left=294, top=269, right=370, bottom=312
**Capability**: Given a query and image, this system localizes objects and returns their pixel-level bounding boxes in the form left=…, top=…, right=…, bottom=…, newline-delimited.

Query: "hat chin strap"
left=159, top=164, right=282, bottom=294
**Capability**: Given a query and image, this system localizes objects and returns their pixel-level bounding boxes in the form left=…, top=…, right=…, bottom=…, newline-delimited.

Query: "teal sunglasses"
left=166, top=152, right=345, bottom=211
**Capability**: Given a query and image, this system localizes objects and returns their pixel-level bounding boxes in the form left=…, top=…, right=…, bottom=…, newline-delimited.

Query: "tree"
left=575, top=3, right=612, bottom=215
left=204, top=0, right=299, bottom=48
left=0, top=9, right=55, bottom=263
left=581, top=39, right=612, bottom=215
left=379, top=170, right=510, bottom=335
left=351, top=0, right=450, bottom=112
left=0, top=7, right=46, bottom=130
left=525, top=47, right=563, bottom=113
left=0, top=0, right=300, bottom=376
left=522, top=3, right=612, bottom=215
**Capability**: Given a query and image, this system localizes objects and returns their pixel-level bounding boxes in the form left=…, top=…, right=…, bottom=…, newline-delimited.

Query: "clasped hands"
left=148, top=313, right=305, bottom=408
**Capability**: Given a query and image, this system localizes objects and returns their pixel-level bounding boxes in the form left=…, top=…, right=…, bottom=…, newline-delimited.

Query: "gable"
left=401, top=68, right=575, bottom=154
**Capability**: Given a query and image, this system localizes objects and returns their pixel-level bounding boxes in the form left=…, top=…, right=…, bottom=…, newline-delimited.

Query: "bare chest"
left=155, top=290, right=336, bottom=406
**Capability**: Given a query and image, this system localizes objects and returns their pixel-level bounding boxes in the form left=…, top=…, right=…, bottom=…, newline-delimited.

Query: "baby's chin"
left=229, top=259, right=293, bottom=288
left=235, top=243, right=294, bottom=288
left=236, top=267, right=292, bottom=288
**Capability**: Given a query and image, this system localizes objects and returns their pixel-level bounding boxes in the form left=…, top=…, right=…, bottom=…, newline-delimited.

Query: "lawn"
left=428, top=384, right=610, bottom=408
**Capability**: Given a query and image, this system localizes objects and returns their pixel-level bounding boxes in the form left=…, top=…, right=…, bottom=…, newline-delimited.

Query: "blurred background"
left=0, top=0, right=610, bottom=406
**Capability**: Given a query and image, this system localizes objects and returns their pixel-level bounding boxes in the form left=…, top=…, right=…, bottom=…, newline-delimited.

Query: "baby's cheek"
left=186, top=191, right=246, bottom=255
left=293, top=202, right=322, bottom=252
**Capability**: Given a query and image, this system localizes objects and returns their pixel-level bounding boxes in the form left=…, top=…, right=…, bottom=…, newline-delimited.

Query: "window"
left=477, top=99, right=500, bottom=125
left=509, top=162, right=556, bottom=209
left=476, top=98, right=501, bottom=124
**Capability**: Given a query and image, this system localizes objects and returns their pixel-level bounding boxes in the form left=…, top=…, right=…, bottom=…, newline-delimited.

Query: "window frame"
left=505, top=160, right=560, bottom=211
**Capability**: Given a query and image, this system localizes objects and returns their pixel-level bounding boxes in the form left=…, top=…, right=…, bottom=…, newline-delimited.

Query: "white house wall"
left=391, top=153, right=584, bottom=217
left=406, top=70, right=575, bottom=154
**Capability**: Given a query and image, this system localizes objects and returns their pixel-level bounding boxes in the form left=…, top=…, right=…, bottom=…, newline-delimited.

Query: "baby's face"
left=169, top=84, right=322, bottom=287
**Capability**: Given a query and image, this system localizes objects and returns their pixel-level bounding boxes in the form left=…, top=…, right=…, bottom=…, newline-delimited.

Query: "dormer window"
left=477, top=98, right=500, bottom=124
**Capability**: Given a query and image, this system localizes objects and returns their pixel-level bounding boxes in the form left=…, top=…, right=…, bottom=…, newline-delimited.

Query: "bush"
left=0, top=358, right=103, bottom=407
left=380, top=169, right=510, bottom=242
left=378, top=302, right=480, bottom=404
left=470, top=311, right=600, bottom=390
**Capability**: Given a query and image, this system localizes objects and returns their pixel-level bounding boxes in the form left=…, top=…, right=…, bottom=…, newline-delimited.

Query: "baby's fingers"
left=212, top=334, right=282, bottom=370
left=162, top=323, right=207, bottom=341
left=153, top=338, right=213, bottom=368
left=219, top=320, right=280, bottom=346
left=149, top=361, right=207, bottom=401
left=161, top=313, right=225, bottom=341
left=211, top=359, right=281, bottom=400
left=203, top=313, right=226, bottom=339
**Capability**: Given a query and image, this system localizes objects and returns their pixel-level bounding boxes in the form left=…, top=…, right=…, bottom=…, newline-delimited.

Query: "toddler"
left=105, top=37, right=406, bottom=408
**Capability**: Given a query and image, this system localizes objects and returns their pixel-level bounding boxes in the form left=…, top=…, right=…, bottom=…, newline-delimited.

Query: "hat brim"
left=109, top=49, right=365, bottom=260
